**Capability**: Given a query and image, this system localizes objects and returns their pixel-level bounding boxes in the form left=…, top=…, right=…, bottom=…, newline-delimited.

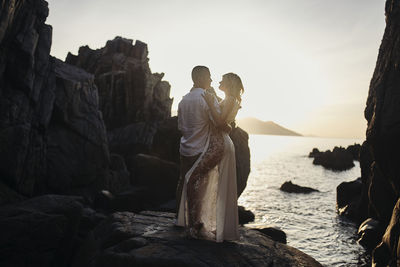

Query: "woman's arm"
left=203, top=93, right=235, bottom=127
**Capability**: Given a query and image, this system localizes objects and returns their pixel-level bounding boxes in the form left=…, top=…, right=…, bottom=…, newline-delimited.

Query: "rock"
left=0, top=0, right=55, bottom=196
left=131, top=154, right=179, bottom=201
left=66, top=36, right=173, bottom=131
left=346, top=143, right=361, bottom=161
left=336, top=177, right=365, bottom=223
left=337, top=178, right=362, bottom=209
left=280, top=181, right=319, bottom=194
left=72, top=210, right=322, bottom=267
left=0, top=195, right=86, bottom=267
left=108, top=121, right=159, bottom=158
left=308, top=148, right=320, bottom=158
left=151, top=117, right=181, bottom=164
left=0, top=180, right=26, bottom=206
left=46, top=59, right=111, bottom=196
left=372, top=198, right=400, bottom=267
left=361, top=2, right=400, bottom=264
left=155, top=199, right=177, bottom=212
left=368, top=162, right=398, bottom=226
left=312, top=146, right=355, bottom=171
left=94, top=187, right=159, bottom=213
left=309, top=144, right=360, bottom=161
left=248, top=225, right=287, bottom=244
left=230, top=125, right=251, bottom=197
left=107, top=154, right=131, bottom=194
left=358, top=218, right=383, bottom=251
left=0, top=0, right=116, bottom=198
left=238, top=205, right=255, bottom=225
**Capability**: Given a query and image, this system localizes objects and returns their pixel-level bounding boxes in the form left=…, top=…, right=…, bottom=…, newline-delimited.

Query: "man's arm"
left=203, top=93, right=235, bottom=127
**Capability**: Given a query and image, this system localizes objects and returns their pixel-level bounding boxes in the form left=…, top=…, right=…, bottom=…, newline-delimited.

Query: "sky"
left=46, top=0, right=386, bottom=138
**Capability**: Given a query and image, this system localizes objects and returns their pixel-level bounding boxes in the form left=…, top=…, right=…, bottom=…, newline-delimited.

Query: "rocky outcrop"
left=72, top=210, right=322, bottom=267
left=0, top=0, right=129, bottom=198
left=0, top=0, right=55, bottom=197
left=336, top=178, right=364, bottom=222
left=309, top=146, right=355, bottom=171
left=46, top=59, right=115, bottom=196
left=280, top=181, right=319, bottom=194
left=65, top=36, right=173, bottom=130
left=343, top=0, right=400, bottom=265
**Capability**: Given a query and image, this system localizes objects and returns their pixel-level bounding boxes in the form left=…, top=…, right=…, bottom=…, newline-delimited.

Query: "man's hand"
left=218, top=123, right=232, bottom=133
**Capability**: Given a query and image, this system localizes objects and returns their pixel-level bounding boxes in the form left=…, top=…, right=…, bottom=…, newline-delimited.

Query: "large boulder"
left=46, top=59, right=112, bottom=195
left=336, top=177, right=364, bottom=223
left=65, top=36, right=173, bottom=130
left=230, top=125, right=251, bottom=197
left=0, top=195, right=91, bottom=267
left=130, top=153, right=179, bottom=202
left=72, top=211, right=322, bottom=267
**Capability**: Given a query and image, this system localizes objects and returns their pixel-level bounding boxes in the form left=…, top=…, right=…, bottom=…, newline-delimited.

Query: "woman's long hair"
left=223, top=73, right=244, bottom=103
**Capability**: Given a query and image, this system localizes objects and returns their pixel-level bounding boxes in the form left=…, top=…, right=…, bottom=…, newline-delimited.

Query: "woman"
left=177, top=72, right=244, bottom=242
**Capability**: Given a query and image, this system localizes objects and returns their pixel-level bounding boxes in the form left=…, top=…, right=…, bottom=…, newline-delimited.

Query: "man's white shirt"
left=178, top=88, right=220, bottom=157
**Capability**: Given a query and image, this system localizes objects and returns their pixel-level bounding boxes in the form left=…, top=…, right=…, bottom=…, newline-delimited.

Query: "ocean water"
left=238, top=135, right=370, bottom=267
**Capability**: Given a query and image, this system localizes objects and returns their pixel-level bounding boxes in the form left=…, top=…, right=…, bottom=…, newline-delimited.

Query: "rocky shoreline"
left=335, top=1, right=400, bottom=265
left=0, top=0, right=322, bottom=266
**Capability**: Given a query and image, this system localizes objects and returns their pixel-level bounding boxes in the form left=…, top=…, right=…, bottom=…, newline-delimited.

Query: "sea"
left=237, top=134, right=370, bottom=267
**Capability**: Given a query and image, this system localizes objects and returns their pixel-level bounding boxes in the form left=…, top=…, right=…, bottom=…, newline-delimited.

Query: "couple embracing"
left=176, top=65, right=244, bottom=243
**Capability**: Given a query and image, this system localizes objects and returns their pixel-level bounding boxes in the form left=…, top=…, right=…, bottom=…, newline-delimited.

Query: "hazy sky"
left=47, top=0, right=386, bottom=138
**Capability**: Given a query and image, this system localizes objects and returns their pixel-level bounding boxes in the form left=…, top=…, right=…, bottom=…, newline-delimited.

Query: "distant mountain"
left=236, top=117, right=302, bottom=136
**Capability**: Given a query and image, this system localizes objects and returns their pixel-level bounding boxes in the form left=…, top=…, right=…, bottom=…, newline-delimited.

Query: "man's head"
left=191, top=66, right=212, bottom=89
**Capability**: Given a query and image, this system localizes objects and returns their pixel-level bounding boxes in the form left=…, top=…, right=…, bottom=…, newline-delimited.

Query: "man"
left=175, top=66, right=229, bottom=218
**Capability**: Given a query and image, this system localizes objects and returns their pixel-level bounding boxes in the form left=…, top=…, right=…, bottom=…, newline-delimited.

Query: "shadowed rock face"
left=0, top=0, right=55, bottom=196
left=356, top=0, right=400, bottom=265
left=0, top=0, right=127, bottom=198
left=66, top=37, right=173, bottom=131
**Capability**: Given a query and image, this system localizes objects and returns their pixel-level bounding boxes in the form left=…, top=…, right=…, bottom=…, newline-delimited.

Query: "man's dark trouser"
left=176, top=153, right=201, bottom=218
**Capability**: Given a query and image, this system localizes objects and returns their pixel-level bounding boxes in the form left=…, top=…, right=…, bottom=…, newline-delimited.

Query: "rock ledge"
left=73, top=210, right=322, bottom=267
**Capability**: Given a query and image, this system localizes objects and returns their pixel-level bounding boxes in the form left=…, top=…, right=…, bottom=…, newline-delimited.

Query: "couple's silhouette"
left=176, top=66, right=244, bottom=242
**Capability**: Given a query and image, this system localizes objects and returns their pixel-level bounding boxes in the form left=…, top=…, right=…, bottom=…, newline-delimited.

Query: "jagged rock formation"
left=66, top=37, right=173, bottom=130
left=309, top=146, right=355, bottom=171
left=0, top=0, right=55, bottom=196
left=339, top=1, right=400, bottom=265
left=0, top=0, right=130, bottom=198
